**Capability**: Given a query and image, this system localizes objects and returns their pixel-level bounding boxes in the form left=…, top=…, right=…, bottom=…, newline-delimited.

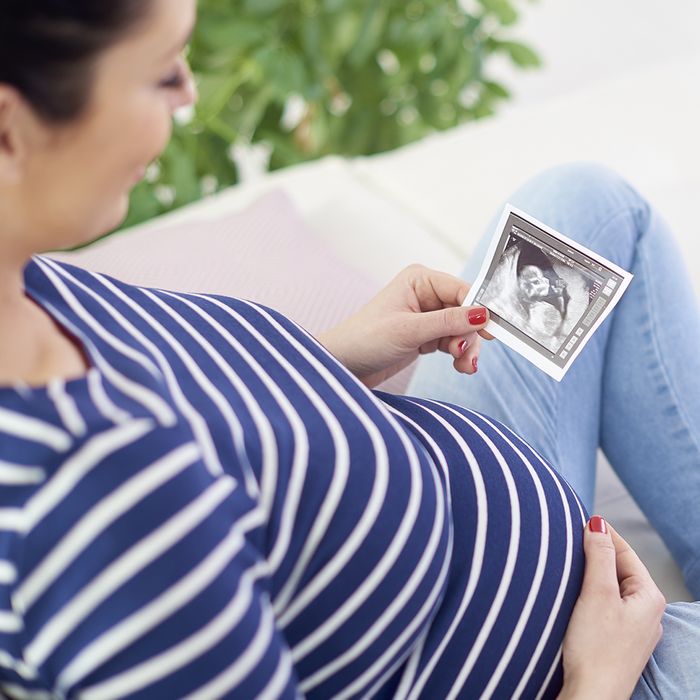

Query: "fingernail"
left=588, top=515, right=607, bottom=534
left=472, top=356, right=478, bottom=373
left=468, top=307, right=488, bottom=325
left=458, top=339, right=468, bottom=356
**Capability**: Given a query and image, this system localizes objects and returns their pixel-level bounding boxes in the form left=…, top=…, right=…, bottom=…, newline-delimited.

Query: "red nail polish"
left=468, top=307, right=487, bottom=325
left=588, top=515, right=607, bottom=534
left=472, top=356, right=478, bottom=373
left=458, top=340, right=468, bottom=355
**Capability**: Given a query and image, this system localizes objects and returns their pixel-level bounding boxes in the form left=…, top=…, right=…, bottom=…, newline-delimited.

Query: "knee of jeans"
left=509, top=161, right=650, bottom=252
left=526, top=162, right=643, bottom=212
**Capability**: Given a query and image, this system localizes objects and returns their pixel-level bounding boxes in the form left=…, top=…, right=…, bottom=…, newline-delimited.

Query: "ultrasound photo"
left=480, top=233, right=601, bottom=353
left=463, top=204, right=633, bottom=381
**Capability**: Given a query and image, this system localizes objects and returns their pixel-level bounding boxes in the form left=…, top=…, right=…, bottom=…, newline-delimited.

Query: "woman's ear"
left=0, top=85, right=29, bottom=186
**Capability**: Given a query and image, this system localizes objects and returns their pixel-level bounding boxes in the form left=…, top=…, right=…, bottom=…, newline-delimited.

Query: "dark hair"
left=0, top=1, right=152, bottom=123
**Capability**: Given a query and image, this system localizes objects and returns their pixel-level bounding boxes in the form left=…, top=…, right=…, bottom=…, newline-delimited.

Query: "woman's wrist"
left=557, top=680, right=614, bottom=700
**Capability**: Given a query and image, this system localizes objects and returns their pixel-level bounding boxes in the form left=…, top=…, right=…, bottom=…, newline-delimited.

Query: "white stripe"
left=333, top=514, right=454, bottom=700
left=61, top=269, right=225, bottom=478
left=0, top=610, right=22, bottom=633
left=182, top=601, right=277, bottom=700
left=0, top=651, right=38, bottom=682
left=0, top=684, right=54, bottom=700
left=25, top=476, right=236, bottom=666
left=258, top=644, right=295, bottom=700
left=36, top=257, right=163, bottom=380
left=330, top=405, right=453, bottom=699
left=466, top=413, right=581, bottom=700
left=399, top=403, right=488, bottom=700
left=535, top=645, right=563, bottom=700
left=141, top=289, right=262, bottom=498
left=19, top=442, right=200, bottom=610
left=0, top=560, right=17, bottom=585
left=47, top=379, right=87, bottom=437
left=22, top=419, right=154, bottom=532
left=429, top=407, right=520, bottom=700
left=87, top=369, right=131, bottom=425
left=56, top=522, right=247, bottom=691
left=0, top=462, right=45, bottom=486
left=393, top=631, right=427, bottom=700
left=0, top=508, right=25, bottom=532
left=300, top=412, right=447, bottom=692
left=485, top=423, right=581, bottom=700
left=79, top=560, right=268, bottom=700
left=0, top=406, right=71, bottom=452
left=161, top=290, right=326, bottom=578
left=35, top=263, right=176, bottom=427
left=183, top=294, right=349, bottom=596
left=476, top=421, right=551, bottom=698
left=93, top=354, right=177, bottom=427
left=235, top=302, right=391, bottom=630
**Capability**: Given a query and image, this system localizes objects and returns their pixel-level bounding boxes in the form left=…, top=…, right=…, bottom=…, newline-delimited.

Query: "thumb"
left=413, top=305, right=489, bottom=345
left=581, top=515, right=619, bottom=599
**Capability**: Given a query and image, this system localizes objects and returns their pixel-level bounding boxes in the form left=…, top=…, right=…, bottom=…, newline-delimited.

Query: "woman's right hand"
left=557, top=516, right=666, bottom=700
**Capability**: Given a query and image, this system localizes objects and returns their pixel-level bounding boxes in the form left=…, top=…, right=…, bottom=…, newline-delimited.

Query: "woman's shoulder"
left=27, top=255, right=311, bottom=338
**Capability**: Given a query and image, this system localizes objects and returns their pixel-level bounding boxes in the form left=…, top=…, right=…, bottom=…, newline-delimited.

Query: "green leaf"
left=253, top=46, right=308, bottom=98
left=347, top=1, right=389, bottom=67
left=111, top=0, right=543, bottom=231
left=482, top=79, right=511, bottom=99
left=479, top=0, right=519, bottom=26
left=496, top=40, right=542, bottom=68
left=242, top=0, right=286, bottom=16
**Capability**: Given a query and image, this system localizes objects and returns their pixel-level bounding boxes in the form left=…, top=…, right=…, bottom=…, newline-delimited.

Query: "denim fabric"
left=407, top=163, right=700, bottom=697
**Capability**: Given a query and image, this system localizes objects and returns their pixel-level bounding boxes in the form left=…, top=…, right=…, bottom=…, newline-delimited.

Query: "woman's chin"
left=92, top=193, right=131, bottom=240
left=111, top=192, right=132, bottom=227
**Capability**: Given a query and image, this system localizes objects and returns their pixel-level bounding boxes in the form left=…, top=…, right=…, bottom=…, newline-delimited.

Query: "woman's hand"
left=558, top=516, right=666, bottom=700
left=317, top=264, right=492, bottom=389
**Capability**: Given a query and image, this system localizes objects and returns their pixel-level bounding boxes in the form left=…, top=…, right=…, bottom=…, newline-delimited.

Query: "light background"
left=490, top=0, right=700, bottom=108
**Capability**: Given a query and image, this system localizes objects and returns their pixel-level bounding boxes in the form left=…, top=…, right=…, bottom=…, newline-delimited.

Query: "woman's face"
left=518, top=265, right=550, bottom=300
left=12, top=0, right=198, bottom=253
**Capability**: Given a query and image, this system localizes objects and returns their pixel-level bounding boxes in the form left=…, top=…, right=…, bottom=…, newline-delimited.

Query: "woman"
left=0, top=0, right=697, bottom=698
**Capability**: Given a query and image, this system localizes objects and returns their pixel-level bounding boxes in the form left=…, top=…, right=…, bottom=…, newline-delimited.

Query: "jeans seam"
left=685, top=556, right=700, bottom=592
left=583, top=202, right=648, bottom=260
left=636, top=243, right=700, bottom=470
left=554, top=204, right=647, bottom=491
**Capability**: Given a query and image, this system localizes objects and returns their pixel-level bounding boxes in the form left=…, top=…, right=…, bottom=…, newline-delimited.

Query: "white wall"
left=489, top=0, right=700, bottom=108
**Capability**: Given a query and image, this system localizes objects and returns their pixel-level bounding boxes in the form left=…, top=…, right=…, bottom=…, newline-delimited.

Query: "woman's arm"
left=317, top=264, right=492, bottom=389
left=557, top=517, right=666, bottom=700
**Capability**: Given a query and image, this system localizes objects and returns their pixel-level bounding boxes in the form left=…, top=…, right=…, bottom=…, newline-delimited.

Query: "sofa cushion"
left=47, top=189, right=415, bottom=394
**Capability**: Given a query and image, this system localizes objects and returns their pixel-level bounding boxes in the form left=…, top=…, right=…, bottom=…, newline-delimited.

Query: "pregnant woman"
left=0, top=0, right=698, bottom=698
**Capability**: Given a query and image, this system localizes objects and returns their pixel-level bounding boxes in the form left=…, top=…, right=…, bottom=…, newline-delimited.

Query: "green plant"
left=120, top=0, right=540, bottom=231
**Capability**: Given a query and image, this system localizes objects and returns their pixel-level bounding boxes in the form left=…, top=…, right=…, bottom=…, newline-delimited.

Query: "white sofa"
left=51, top=52, right=700, bottom=603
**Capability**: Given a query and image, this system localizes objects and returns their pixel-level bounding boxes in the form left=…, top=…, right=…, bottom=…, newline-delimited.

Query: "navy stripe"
left=0, top=256, right=586, bottom=699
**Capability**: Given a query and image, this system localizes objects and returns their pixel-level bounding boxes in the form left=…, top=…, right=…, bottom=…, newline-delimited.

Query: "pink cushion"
left=48, top=189, right=415, bottom=393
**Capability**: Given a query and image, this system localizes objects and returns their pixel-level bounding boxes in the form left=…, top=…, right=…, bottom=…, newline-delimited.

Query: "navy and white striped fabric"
left=0, top=256, right=587, bottom=699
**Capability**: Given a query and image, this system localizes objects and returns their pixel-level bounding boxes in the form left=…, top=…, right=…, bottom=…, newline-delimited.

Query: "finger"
left=454, top=335, right=482, bottom=374
left=580, top=515, right=620, bottom=599
left=607, top=524, right=658, bottom=593
left=410, top=305, right=489, bottom=348
left=478, top=329, right=495, bottom=341
left=410, top=266, right=473, bottom=308
left=447, top=332, right=476, bottom=359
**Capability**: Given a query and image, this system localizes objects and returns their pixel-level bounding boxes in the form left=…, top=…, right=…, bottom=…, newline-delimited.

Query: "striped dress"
left=0, top=256, right=586, bottom=699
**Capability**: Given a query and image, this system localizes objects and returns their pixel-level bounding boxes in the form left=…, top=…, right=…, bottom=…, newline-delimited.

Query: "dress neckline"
left=0, top=284, right=99, bottom=397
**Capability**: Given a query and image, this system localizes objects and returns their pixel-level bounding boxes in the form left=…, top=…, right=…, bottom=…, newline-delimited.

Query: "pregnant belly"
left=383, top=398, right=587, bottom=700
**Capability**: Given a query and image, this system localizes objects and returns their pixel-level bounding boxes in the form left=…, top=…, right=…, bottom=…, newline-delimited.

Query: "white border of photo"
left=463, top=204, right=633, bottom=381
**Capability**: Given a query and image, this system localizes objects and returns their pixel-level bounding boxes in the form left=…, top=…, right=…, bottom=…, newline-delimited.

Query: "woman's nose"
left=170, top=58, right=198, bottom=114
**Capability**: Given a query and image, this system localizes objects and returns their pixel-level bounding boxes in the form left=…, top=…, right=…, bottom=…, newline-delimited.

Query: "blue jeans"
left=407, top=163, right=700, bottom=698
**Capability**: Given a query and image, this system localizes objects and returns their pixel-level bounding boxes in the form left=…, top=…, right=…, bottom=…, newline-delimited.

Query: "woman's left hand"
left=317, top=264, right=493, bottom=389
